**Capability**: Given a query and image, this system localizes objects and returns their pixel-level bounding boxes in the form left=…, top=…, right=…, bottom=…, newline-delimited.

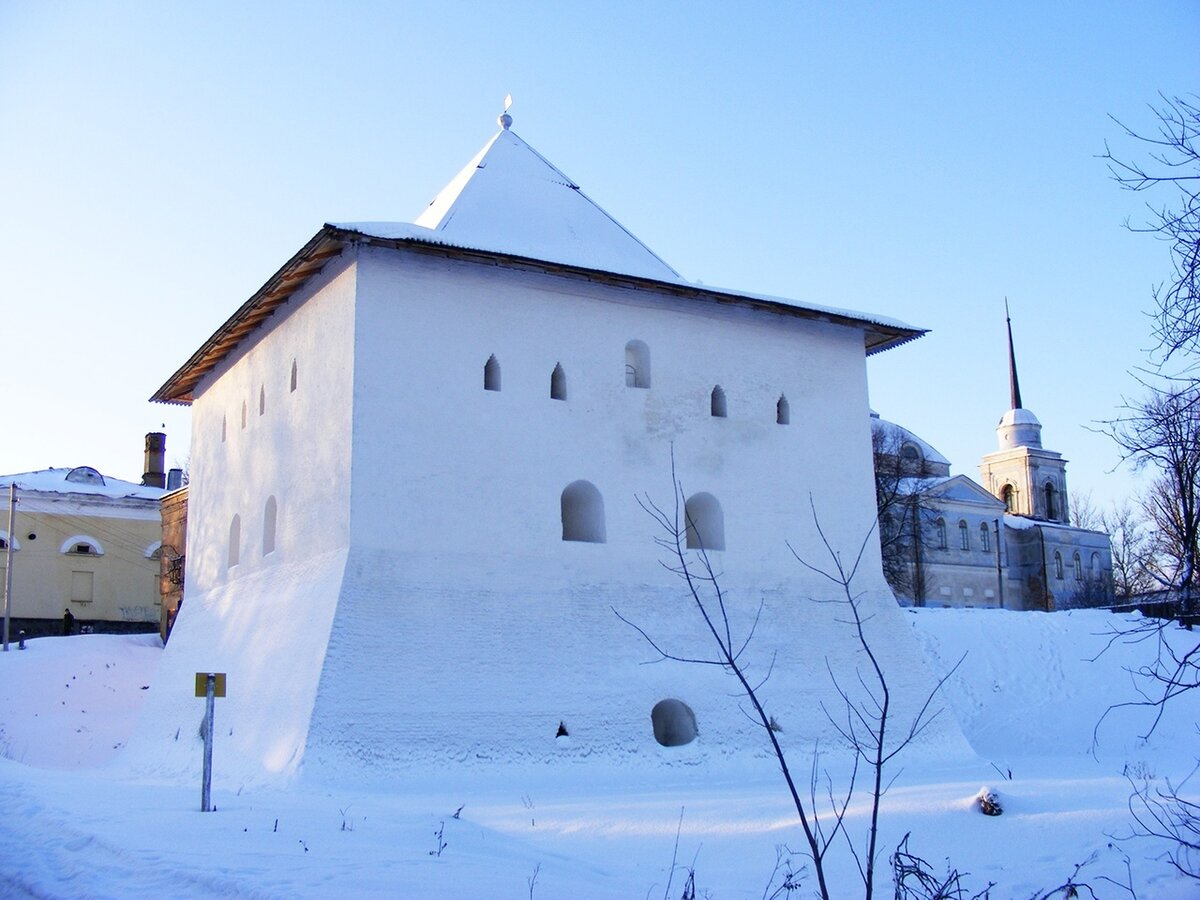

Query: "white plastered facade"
left=127, top=129, right=968, bottom=787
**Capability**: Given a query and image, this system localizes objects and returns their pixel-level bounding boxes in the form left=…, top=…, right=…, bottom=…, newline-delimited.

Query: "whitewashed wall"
left=302, top=247, right=967, bottom=780
left=123, top=254, right=360, bottom=784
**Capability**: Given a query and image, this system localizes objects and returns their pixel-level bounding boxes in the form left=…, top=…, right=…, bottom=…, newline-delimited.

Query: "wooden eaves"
left=151, top=224, right=926, bottom=405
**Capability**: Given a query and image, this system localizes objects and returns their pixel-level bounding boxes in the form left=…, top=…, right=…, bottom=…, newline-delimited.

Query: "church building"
left=128, top=111, right=967, bottom=785
left=874, top=315, right=1113, bottom=610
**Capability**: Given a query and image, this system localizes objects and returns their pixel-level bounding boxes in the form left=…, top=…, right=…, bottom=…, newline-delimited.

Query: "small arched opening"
left=776, top=394, right=790, bottom=425
left=651, top=698, right=697, bottom=747
left=685, top=492, right=725, bottom=551
left=561, top=480, right=606, bottom=543
left=625, top=340, right=651, bottom=388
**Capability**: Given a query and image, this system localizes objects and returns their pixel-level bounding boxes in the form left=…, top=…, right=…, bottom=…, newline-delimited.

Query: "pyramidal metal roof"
left=151, top=115, right=926, bottom=405
left=338, top=122, right=682, bottom=282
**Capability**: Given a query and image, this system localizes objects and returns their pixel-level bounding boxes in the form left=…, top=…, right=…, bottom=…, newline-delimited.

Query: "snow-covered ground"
left=0, top=609, right=1197, bottom=898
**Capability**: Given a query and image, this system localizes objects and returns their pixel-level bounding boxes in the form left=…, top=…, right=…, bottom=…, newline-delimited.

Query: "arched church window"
left=711, top=386, right=727, bottom=418
left=551, top=363, right=567, bottom=401
left=1053, top=551, right=1063, bottom=580
left=1001, top=484, right=1015, bottom=512
left=1044, top=482, right=1057, bottom=520
left=685, top=492, right=725, bottom=551
left=561, top=480, right=605, bottom=543
left=959, top=520, right=970, bottom=550
left=776, top=394, right=790, bottom=425
left=229, top=515, right=241, bottom=568
left=484, top=354, right=501, bottom=392
left=935, top=518, right=947, bottom=549
left=263, top=496, right=277, bottom=556
left=625, top=340, right=650, bottom=388
left=1073, top=552, right=1083, bottom=580
left=1091, top=552, right=1101, bottom=578
left=980, top=522, right=991, bottom=552
left=900, top=442, right=922, bottom=474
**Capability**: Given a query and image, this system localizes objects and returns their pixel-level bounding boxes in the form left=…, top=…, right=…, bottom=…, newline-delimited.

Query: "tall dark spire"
left=1005, top=298, right=1023, bottom=410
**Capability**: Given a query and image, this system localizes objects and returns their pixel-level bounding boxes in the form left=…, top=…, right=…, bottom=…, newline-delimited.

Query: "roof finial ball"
left=498, top=93, right=513, bottom=130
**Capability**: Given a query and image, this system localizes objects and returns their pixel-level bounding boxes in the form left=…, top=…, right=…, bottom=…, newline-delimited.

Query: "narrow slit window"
left=229, top=515, right=241, bottom=568
left=551, top=363, right=567, bottom=401
left=259, top=385, right=266, bottom=416
left=776, top=394, right=790, bottom=425
left=711, top=386, right=727, bottom=418
left=263, top=496, right=277, bottom=556
left=484, top=354, right=501, bottom=392
left=241, top=401, right=247, bottom=430
left=290, top=359, right=298, bottom=393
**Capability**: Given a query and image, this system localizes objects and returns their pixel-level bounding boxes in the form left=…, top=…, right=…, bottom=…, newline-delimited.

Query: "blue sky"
left=1, top=1, right=1196, bottom=511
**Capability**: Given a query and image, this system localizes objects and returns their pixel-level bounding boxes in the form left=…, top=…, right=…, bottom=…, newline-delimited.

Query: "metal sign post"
left=194, top=672, right=227, bottom=812
left=3, top=483, right=16, bottom=651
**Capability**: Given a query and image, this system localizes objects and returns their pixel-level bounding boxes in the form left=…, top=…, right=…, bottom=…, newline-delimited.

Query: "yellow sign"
left=194, top=672, right=227, bottom=698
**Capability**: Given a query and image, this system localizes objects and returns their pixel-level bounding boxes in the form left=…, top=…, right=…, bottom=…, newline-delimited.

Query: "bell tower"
left=979, top=306, right=1070, bottom=523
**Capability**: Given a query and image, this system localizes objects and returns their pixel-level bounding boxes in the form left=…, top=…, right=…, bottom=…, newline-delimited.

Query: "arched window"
left=144, top=540, right=162, bottom=559
left=259, top=385, right=266, bottom=416
left=900, top=443, right=922, bottom=474
left=229, top=515, right=241, bottom=568
left=958, top=520, right=970, bottom=550
left=290, top=359, right=298, bottom=393
left=484, top=354, right=501, bottom=391
left=263, top=496, right=277, bottom=556
left=0, top=530, right=20, bottom=552
left=1091, top=552, right=1101, bottom=578
left=60, top=535, right=104, bottom=556
left=1044, top=482, right=1057, bottom=520
left=711, top=386, right=727, bottom=418
left=1001, top=484, right=1015, bottom=512
left=241, top=400, right=248, bottom=430
left=776, top=394, right=790, bottom=425
left=685, top=492, right=725, bottom=551
left=561, top=480, right=605, bottom=543
left=625, top=340, right=651, bottom=388
left=551, top=363, right=567, bottom=401
left=1053, top=551, right=1063, bottom=580
left=935, top=518, right=947, bottom=549
left=980, top=522, right=991, bottom=552
left=1073, top=552, right=1083, bottom=580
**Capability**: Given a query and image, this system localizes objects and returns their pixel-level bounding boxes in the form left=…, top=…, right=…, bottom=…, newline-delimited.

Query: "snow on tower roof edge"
left=151, top=123, right=926, bottom=405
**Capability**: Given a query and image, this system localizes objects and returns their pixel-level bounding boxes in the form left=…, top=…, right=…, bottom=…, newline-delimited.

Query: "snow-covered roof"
left=0, top=468, right=164, bottom=501
left=382, top=125, right=681, bottom=282
left=152, top=120, right=926, bottom=405
left=998, top=408, right=1041, bottom=428
left=870, top=415, right=950, bottom=467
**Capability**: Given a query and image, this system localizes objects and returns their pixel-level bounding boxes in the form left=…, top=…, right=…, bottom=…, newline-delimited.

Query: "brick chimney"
left=143, top=432, right=167, bottom=488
